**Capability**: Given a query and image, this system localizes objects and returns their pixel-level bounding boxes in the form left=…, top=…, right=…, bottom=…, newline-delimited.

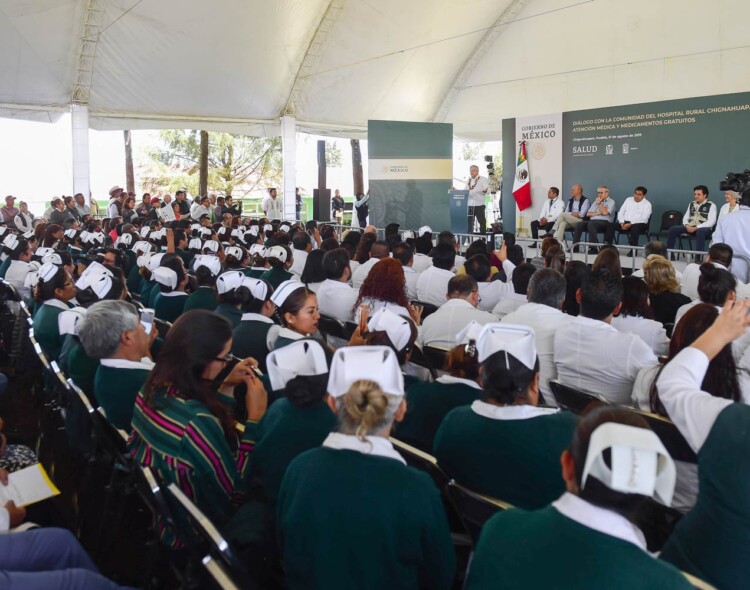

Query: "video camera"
left=719, top=169, right=750, bottom=195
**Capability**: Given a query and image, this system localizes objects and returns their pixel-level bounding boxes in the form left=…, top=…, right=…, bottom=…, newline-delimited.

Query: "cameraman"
left=713, top=180, right=750, bottom=281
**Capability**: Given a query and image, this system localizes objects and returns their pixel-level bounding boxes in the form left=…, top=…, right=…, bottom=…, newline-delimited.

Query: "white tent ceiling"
left=1, top=0, right=749, bottom=140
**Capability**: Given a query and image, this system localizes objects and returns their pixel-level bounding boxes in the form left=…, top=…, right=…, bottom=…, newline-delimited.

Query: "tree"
left=461, top=142, right=486, bottom=161
left=350, top=139, right=363, bottom=196
left=325, top=140, right=343, bottom=168
left=124, top=130, right=135, bottom=193
left=199, top=130, right=208, bottom=196
left=140, top=130, right=282, bottom=197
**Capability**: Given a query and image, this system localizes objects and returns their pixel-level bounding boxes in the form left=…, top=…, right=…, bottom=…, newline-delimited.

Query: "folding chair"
left=318, top=313, right=349, bottom=340
left=648, top=210, right=683, bottom=241
left=153, top=318, right=173, bottom=339
left=683, top=571, right=717, bottom=590
left=549, top=379, right=611, bottom=414
left=622, top=407, right=697, bottom=464
left=166, top=483, right=252, bottom=589
left=409, top=345, right=437, bottom=380
left=445, top=480, right=513, bottom=546
left=202, top=555, right=241, bottom=590
left=423, top=345, right=450, bottom=372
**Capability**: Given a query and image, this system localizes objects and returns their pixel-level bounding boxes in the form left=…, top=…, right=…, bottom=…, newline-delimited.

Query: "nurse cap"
left=153, top=266, right=177, bottom=289
left=476, top=323, right=537, bottom=367
left=266, top=339, right=329, bottom=391
left=327, top=346, right=404, bottom=398
left=367, top=308, right=413, bottom=352
left=582, top=422, right=676, bottom=505
left=193, top=255, right=222, bottom=277
left=269, top=279, right=304, bottom=307
left=241, top=277, right=270, bottom=301
left=216, top=270, right=244, bottom=295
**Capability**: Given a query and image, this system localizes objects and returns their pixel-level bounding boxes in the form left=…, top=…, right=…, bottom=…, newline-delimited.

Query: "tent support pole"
left=71, top=103, right=91, bottom=203
left=281, top=115, right=297, bottom=221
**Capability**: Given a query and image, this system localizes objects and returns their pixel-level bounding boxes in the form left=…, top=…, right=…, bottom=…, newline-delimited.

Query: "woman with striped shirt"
left=128, top=310, right=267, bottom=544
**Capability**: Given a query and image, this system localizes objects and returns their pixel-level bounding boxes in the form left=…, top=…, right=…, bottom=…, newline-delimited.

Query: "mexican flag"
left=512, top=141, right=532, bottom=211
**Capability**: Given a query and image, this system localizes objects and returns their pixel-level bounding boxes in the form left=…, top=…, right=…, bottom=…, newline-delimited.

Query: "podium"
left=449, top=190, right=469, bottom=235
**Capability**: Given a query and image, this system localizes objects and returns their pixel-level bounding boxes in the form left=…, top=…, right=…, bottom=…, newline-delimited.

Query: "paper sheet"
left=0, top=464, right=60, bottom=507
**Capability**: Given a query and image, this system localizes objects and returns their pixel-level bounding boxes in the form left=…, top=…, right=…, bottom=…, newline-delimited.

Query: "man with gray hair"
left=501, top=269, right=573, bottom=406
left=632, top=241, right=682, bottom=280
left=572, top=185, right=616, bottom=252
left=78, top=300, right=154, bottom=430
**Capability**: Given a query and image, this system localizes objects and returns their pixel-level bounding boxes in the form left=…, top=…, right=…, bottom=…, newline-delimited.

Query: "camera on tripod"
left=719, top=169, right=750, bottom=195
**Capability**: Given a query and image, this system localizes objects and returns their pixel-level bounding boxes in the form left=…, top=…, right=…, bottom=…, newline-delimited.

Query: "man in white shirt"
left=712, top=187, right=750, bottom=281
left=420, top=275, right=495, bottom=348
left=190, top=196, right=213, bottom=220
left=492, top=263, right=537, bottom=319
left=74, top=193, right=91, bottom=218
left=351, top=241, right=390, bottom=289
left=680, top=243, right=745, bottom=300
left=416, top=243, right=455, bottom=307
left=411, top=229, right=434, bottom=273
left=465, top=165, right=489, bottom=234
left=436, top=231, right=466, bottom=272
left=393, top=242, right=419, bottom=300
left=316, top=248, right=358, bottom=321
left=289, top=231, right=312, bottom=277
left=632, top=242, right=683, bottom=280
left=463, top=253, right=513, bottom=312
left=502, top=269, right=573, bottom=406
left=554, top=269, right=657, bottom=405
left=613, top=186, right=652, bottom=249
left=262, top=187, right=284, bottom=220
left=530, top=187, right=564, bottom=247
left=666, top=185, right=717, bottom=254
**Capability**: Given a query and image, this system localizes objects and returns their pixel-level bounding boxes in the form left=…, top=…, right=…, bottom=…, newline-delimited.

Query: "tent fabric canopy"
left=1, top=0, right=748, bottom=140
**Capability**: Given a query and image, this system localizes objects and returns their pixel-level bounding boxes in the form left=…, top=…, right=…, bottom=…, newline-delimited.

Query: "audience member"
left=492, top=263, right=537, bottom=319
left=277, top=346, right=455, bottom=589
left=611, top=276, right=669, bottom=356
left=554, top=269, right=657, bottom=404
left=392, top=242, right=419, bottom=300
left=316, top=248, right=358, bottom=322
left=642, top=255, right=691, bottom=326
left=351, top=240, right=389, bottom=289
left=674, top=263, right=736, bottom=325
left=271, top=281, right=320, bottom=349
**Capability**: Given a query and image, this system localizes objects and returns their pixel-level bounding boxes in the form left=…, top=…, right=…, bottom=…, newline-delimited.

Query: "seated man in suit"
left=554, top=269, right=657, bottom=405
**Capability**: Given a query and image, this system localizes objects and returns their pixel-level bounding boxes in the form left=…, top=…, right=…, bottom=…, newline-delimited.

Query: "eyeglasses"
left=213, top=354, right=233, bottom=365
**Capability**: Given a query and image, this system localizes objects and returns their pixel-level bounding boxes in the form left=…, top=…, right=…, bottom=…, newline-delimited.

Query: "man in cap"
left=108, top=186, right=124, bottom=218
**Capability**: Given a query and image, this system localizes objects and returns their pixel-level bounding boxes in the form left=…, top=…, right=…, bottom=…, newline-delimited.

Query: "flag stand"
left=516, top=210, right=529, bottom=237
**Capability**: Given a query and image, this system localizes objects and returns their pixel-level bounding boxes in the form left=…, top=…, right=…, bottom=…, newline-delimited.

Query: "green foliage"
left=325, top=140, right=343, bottom=168
left=140, top=130, right=282, bottom=196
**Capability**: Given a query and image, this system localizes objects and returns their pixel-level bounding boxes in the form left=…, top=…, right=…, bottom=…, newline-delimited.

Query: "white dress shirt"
left=411, top=253, right=433, bottom=274
left=491, top=292, right=527, bottom=319
left=317, top=279, right=358, bottom=322
left=262, top=195, right=284, bottom=220
left=538, top=197, right=564, bottom=223
left=476, top=280, right=513, bottom=313
left=466, top=175, right=489, bottom=207
left=617, top=196, right=652, bottom=225
left=403, top=266, right=419, bottom=300
left=712, top=207, right=750, bottom=281
left=502, top=302, right=574, bottom=405
left=416, top=266, right=454, bottom=307
left=100, top=357, right=155, bottom=371
left=420, top=299, right=495, bottom=348
left=554, top=315, right=658, bottom=405
left=719, top=202, right=740, bottom=219
left=107, top=200, right=120, bottom=218
left=5, top=259, right=32, bottom=300
left=351, top=257, right=382, bottom=290
left=13, top=212, right=34, bottom=232
left=289, top=248, right=309, bottom=277
left=656, top=347, right=732, bottom=452
left=611, top=314, right=669, bottom=357
left=190, top=203, right=212, bottom=220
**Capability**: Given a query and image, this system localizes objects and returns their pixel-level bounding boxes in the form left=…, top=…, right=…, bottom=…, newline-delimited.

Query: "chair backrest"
left=549, top=379, right=611, bottom=414
left=0, top=279, right=23, bottom=304
left=318, top=313, right=350, bottom=341
left=422, top=345, right=450, bottom=372
left=153, top=318, right=172, bottom=338
left=92, top=407, right=130, bottom=459
left=683, top=571, right=717, bottom=589
left=624, top=407, right=697, bottom=464
left=29, top=328, right=52, bottom=370
left=202, top=555, right=241, bottom=590
left=660, top=210, right=683, bottom=231
left=411, top=300, right=438, bottom=320
left=408, top=345, right=437, bottom=379
left=445, top=480, right=513, bottom=546
left=390, top=437, right=450, bottom=491
left=166, top=483, right=249, bottom=585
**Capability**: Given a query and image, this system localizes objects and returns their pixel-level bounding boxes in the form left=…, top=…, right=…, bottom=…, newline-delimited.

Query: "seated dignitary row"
left=531, top=183, right=740, bottom=254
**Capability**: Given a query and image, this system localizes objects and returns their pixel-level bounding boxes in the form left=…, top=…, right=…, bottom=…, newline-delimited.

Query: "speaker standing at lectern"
left=466, top=165, right=489, bottom=234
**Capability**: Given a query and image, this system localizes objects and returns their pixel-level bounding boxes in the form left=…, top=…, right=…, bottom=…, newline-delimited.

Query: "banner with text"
left=368, top=120, right=453, bottom=231
left=514, top=113, right=563, bottom=234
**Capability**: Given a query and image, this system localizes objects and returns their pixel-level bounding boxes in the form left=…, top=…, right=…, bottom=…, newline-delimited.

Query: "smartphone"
left=140, top=308, right=155, bottom=335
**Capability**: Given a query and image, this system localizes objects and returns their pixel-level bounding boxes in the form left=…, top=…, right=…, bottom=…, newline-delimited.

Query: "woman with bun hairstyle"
left=260, top=244, right=294, bottom=289
left=152, top=254, right=189, bottom=323
left=183, top=256, right=220, bottom=312
left=277, top=346, right=456, bottom=590
left=395, top=321, right=484, bottom=453
left=434, top=323, right=578, bottom=510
